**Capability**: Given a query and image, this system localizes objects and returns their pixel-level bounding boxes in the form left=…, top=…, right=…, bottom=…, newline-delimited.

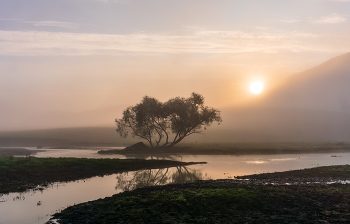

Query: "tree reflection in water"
left=115, top=166, right=207, bottom=191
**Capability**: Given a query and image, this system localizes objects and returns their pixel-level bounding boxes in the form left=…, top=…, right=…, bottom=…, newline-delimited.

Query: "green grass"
left=0, top=156, right=198, bottom=194
left=50, top=165, right=350, bottom=223
left=236, top=165, right=350, bottom=180
left=0, top=156, right=137, bottom=172
left=51, top=180, right=350, bottom=223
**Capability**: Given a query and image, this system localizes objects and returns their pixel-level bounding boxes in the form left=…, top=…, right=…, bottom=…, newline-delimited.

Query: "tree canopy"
left=116, top=93, right=222, bottom=148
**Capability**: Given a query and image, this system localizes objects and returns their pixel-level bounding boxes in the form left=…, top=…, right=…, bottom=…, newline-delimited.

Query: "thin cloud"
left=25, top=21, right=78, bottom=29
left=0, top=29, right=336, bottom=57
left=310, top=13, right=347, bottom=24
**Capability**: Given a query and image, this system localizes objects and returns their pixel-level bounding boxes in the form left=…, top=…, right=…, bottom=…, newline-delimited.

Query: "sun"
left=250, top=81, right=264, bottom=94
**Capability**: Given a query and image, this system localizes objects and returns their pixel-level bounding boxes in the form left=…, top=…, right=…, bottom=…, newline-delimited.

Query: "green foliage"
left=116, top=93, right=222, bottom=148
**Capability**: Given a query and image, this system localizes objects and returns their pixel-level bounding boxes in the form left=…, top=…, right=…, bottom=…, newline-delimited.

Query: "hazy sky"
left=1, top=0, right=350, bottom=130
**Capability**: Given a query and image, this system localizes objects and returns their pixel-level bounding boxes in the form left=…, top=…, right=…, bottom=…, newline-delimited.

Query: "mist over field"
left=1, top=0, right=350, bottom=145
left=1, top=53, right=350, bottom=145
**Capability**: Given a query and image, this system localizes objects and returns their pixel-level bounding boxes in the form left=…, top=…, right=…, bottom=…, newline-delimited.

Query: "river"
left=1, top=147, right=350, bottom=224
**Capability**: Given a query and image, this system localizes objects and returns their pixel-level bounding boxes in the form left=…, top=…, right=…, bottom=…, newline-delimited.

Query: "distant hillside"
left=261, top=52, right=350, bottom=112
left=215, top=107, right=350, bottom=142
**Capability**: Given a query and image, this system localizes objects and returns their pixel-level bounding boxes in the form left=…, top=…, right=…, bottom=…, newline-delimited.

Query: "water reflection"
left=116, top=166, right=207, bottom=191
left=124, top=153, right=184, bottom=161
left=3, top=149, right=350, bottom=224
left=0, top=166, right=204, bottom=224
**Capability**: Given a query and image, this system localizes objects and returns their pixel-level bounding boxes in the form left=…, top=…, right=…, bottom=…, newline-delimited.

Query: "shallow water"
left=30, top=147, right=350, bottom=179
left=1, top=148, right=350, bottom=224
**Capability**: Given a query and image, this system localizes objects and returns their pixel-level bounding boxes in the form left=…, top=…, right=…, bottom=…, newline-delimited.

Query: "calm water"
left=1, top=148, right=350, bottom=224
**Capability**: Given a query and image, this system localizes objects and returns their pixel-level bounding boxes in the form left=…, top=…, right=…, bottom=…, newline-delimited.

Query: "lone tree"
left=115, top=93, right=222, bottom=148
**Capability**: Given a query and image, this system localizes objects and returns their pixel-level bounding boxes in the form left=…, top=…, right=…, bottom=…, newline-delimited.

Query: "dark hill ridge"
left=261, top=52, right=350, bottom=112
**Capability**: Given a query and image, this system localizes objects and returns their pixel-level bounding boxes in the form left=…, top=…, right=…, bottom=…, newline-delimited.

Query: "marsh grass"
left=0, top=156, right=200, bottom=194
left=235, top=164, right=350, bottom=183
left=49, top=165, right=350, bottom=223
left=51, top=179, right=350, bottom=223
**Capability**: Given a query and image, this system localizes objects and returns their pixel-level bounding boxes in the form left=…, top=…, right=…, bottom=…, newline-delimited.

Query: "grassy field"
left=50, top=165, right=350, bottom=224
left=236, top=164, right=350, bottom=181
left=0, top=156, right=202, bottom=194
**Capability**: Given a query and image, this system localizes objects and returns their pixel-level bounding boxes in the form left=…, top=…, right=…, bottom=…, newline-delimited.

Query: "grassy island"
left=49, top=165, right=350, bottom=224
left=0, top=156, right=203, bottom=194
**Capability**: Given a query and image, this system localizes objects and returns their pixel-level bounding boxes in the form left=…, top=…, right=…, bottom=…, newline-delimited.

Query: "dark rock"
left=125, top=142, right=149, bottom=151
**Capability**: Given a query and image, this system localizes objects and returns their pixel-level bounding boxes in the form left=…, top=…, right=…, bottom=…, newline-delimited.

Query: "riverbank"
left=236, top=164, right=350, bottom=185
left=98, top=142, right=350, bottom=156
left=0, top=156, right=204, bottom=194
left=49, top=165, right=350, bottom=223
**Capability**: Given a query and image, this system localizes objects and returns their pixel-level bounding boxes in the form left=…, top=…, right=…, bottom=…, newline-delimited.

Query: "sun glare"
left=250, top=81, right=264, bottom=94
